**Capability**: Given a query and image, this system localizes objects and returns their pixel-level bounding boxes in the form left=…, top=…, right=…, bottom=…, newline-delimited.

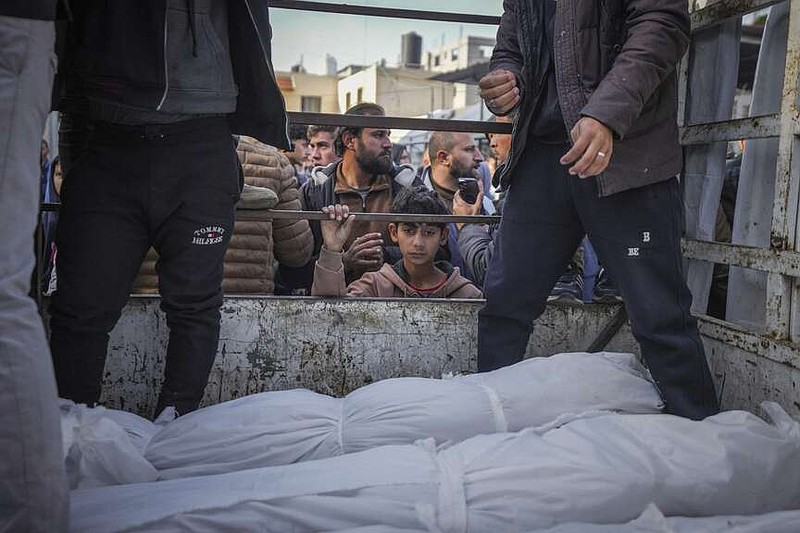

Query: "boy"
left=312, top=188, right=482, bottom=298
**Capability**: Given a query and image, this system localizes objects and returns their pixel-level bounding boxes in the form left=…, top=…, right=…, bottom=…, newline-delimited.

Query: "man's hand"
left=320, top=204, right=356, bottom=253
left=453, top=189, right=484, bottom=230
left=479, top=68, right=520, bottom=116
left=343, top=232, right=384, bottom=273
left=560, top=117, right=613, bottom=178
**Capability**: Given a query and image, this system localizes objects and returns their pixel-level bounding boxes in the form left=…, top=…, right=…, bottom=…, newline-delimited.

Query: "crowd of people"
left=2, top=1, right=721, bottom=530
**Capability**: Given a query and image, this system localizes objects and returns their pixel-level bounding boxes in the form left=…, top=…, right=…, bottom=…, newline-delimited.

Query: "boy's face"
left=309, top=131, right=337, bottom=167
left=288, top=137, right=310, bottom=166
left=388, top=222, right=448, bottom=267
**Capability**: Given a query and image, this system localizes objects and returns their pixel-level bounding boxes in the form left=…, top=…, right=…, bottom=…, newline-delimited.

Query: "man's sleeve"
left=311, top=246, right=347, bottom=297
left=272, top=172, right=314, bottom=268
left=490, top=0, right=526, bottom=92
left=457, top=224, right=496, bottom=287
left=299, top=180, right=324, bottom=257
left=580, top=0, right=690, bottom=139
left=299, top=180, right=311, bottom=210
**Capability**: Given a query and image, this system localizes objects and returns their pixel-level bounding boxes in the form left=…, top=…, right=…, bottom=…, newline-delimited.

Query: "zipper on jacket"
left=156, top=4, right=170, bottom=110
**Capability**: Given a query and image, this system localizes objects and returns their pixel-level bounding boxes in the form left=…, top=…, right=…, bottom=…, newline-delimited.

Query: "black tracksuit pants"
left=49, top=116, right=240, bottom=415
left=478, top=142, right=720, bottom=420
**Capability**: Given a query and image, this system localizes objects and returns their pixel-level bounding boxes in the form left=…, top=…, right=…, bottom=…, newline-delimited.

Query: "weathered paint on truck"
left=102, top=297, right=800, bottom=421
left=102, top=297, right=639, bottom=416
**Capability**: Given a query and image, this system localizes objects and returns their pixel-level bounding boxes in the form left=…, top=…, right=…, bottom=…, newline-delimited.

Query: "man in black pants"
left=477, top=0, right=719, bottom=419
left=49, top=0, right=289, bottom=416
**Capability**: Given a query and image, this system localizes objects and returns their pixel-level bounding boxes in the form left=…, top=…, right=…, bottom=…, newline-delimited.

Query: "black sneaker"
left=593, top=268, right=623, bottom=303
left=547, top=266, right=584, bottom=304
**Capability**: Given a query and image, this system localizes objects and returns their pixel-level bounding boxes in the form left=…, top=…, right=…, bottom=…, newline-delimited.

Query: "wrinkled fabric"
left=71, top=403, right=800, bottom=532
left=0, top=15, right=68, bottom=531
left=682, top=19, right=741, bottom=314
left=145, top=352, right=661, bottom=480
left=726, top=4, right=789, bottom=330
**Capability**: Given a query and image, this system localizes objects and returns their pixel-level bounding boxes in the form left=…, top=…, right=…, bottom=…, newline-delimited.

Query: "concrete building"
left=425, top=35, right=495, bottom=74
left=337, top=64, right=455, bottom=117
left=276, top=70, right=340, bottom=114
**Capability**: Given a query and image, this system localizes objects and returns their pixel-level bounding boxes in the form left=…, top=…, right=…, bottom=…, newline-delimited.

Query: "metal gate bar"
left=765, top=0, right=800, bottom=339
left=287, top=112, right=513, bottom=134
left=691, top=0, right=784, bottom=31
left=270, top=0, right=501, bottom=25
left=236, top=209, right=501, bottom=224
left=680, top=114, right=782, bottom=144
left=682, top=239, right=800, bottom=276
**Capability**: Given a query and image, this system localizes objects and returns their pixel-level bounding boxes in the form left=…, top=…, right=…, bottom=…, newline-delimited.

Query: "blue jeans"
left=0, top=16, right=68, bottom=532
left=479, top=142, right=719, bottom=420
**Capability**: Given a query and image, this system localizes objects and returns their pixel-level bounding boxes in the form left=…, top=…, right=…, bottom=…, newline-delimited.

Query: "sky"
left=270, top=1, right=503, bottom=74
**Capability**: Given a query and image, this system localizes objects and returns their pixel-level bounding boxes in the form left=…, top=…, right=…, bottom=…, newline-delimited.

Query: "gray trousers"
left=0, top=16, right=68, bottom=531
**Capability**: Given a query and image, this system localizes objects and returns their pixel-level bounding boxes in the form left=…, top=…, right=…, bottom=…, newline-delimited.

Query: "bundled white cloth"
left=145, top=351, right=663, bottom=479
left=533, top=503, right=800, bottom=532
left=60, top=400, right=158, bottom=489
left=70, top=403, right=800, bottom=533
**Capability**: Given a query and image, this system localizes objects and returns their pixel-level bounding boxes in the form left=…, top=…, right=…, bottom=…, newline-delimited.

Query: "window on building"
left=434, top=55, right=441, bottom=67
left=301, top=96, right=322, bottom=113
left=346, top=92, right=352, bottom=110
left=451, top=49, right=459, bottom=61
left=357, top=87, right=363, bottom=104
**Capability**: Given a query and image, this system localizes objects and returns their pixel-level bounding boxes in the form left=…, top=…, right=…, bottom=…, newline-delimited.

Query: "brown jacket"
left=492, top=0, right=690, bottom=196
left=311, top=247, right=483, bottom=299
left=133, top=137, right=313, bottom=294
left=331, top=165, right=395, bottom=251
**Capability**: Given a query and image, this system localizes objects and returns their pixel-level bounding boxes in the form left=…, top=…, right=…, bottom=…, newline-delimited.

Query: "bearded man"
left=300, top=103, right=418, bottom=284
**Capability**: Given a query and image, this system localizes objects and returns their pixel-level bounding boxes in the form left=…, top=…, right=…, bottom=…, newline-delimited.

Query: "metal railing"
left=680, top=0, right=800, bottom=351
left=270, top=0, right=500, bottom=25
left=287, top=112, right=512, bottom=135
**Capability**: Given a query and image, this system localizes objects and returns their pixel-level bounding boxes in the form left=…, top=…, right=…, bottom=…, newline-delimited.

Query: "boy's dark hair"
left=391, top=187, right=449, bottom=227
left=288, top=124, right=308, bottom=142
left=335, top=102, right=386, bottom=155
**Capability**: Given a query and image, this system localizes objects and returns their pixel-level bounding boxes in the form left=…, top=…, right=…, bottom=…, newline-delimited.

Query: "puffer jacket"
left=492, top=0, right=690, bottom=196
left=133, top=138, right=312, bottom=294
left=312, top=247, right=483, bottom=299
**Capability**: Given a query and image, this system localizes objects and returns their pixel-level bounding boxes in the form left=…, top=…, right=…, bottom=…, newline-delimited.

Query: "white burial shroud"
left=70, top=402, right=800, bottom=532
left=143, top=351, right=663, bottom=479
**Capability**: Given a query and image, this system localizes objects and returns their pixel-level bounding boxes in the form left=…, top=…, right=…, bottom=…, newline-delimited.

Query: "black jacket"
left=54, top=0, right=289, bottom=149
left=1, top=0, right=58, bottom=20
left=492, top=0, right=690, bottom=196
